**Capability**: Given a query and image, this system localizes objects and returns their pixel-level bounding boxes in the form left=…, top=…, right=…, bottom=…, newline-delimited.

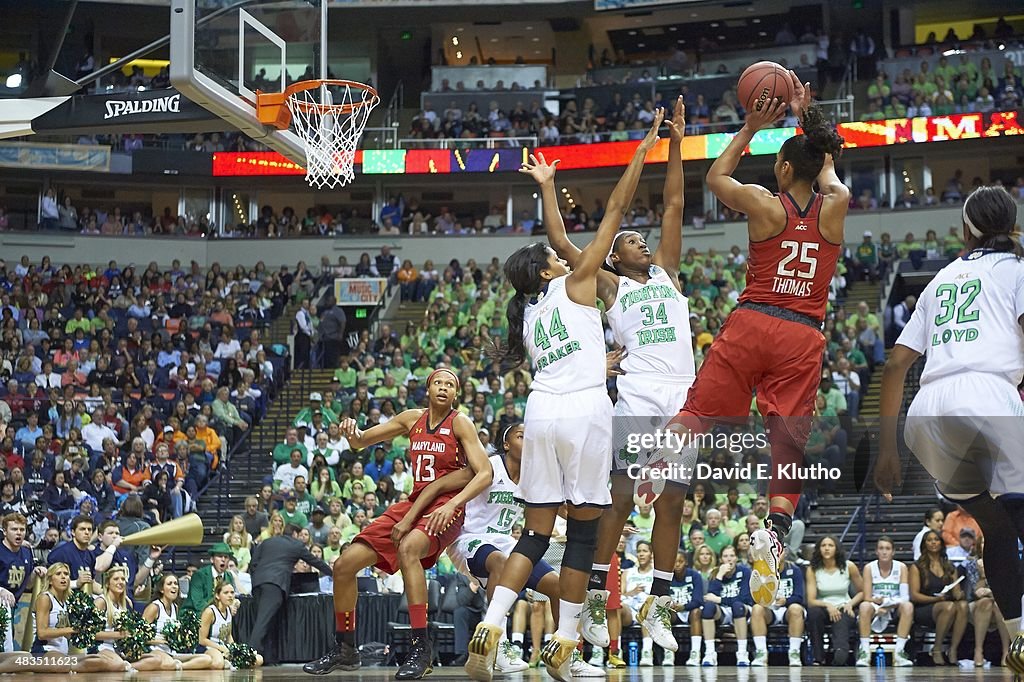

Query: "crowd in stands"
left=0, top=254, right=301, bottom=550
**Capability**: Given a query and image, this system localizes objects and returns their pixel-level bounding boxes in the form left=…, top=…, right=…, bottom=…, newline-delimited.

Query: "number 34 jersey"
left=524, top=275, right=606, bottom=394
left=605, top=265, right=695, bottom=379
left=462, top=455, right=524, bottom=535
left=898, top=249, right=1024, bottom=387
left=408, top=408, right=465, bottom=501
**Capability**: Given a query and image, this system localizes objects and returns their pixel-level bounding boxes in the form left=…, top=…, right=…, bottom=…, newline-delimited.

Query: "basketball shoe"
left=1006, top=633, right=1024, bottom=675
left=540, top=635, right=579, bottom=682
left=637, top=595, right=679, bottom=651
left=749, top=519, right=786, bottom=607
left=580, top=589, right=611, bottom=647
left=465, top=622, right=503, bottom=682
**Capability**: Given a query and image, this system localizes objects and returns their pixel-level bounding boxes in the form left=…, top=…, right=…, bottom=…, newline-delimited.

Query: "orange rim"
left=256, top=79, right=379, bottom=128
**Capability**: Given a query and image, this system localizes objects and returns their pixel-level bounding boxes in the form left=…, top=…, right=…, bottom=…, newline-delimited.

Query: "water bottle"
left=874, top=645, right=886, bottom=668
left=628, top=641, right=639, bottom=667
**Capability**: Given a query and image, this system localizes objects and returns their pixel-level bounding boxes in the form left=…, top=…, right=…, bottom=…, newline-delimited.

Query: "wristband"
left=145, top=559, right=155, bottom=569
left=105, top=545, right=117, bottom=555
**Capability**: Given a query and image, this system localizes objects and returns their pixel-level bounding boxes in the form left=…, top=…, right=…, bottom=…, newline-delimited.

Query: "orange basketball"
left=737, top=61, right=793, bottom=115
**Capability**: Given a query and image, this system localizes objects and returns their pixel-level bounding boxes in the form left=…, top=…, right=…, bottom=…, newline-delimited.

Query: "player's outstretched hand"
left=519, top=152, right=560, bottom=186
left=743, top=97, right=786, bottom=133
left=873, top=444, right=902, bottom=503
left=667, top=96, right=686, bottom=142
left=788, top=70, right=811, bottom=122
left=423, top=501, right=459, bottom=536
left=638, top=108, right=666, bottom=152
left=606, top=348, right=626, bottom=377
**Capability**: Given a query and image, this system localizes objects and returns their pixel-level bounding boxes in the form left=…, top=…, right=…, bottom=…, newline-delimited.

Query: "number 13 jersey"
left=740, top=192, right=840, bottom=321
left=605, top=265, right=695, bottom=379
left=524, top=275, right=606, bottom=394
left=408, top=408, right=465, bottom=501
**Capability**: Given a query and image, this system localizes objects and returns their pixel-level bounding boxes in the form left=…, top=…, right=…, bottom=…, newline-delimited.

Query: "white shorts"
left=905, top=373, right=1024, bottom=497
left=717, top=604, right=750, bottom=626
left=447, top=533, right=517, bottom=585
left=519, top=387, right=613, bottom=508
left=612, top=374, right=693, bottom=475
left=676, top=610, right=691, bottom=625
left=769, top=604, right=806, bottom=624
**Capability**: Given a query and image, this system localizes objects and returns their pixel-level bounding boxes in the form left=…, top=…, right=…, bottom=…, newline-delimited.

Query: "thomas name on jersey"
left=536, top=340, right=581, bottom=371
left=771, top=276, right=813, bottom=297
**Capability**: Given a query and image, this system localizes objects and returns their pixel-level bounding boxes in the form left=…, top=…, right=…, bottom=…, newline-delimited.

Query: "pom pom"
left=162, top=611, right=200, bottom=654
left=112, top=609, right=155, bottom=662
left=0, top=605, right=9, bottom=653
left=67, top=589, right=105, bottom=650
left=226, top=642, right=257, bottom=668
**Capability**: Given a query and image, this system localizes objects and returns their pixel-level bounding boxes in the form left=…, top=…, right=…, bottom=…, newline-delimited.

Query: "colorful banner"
left=211, top=110, right=1023, bottom=177
left=333, top=278, right=387, bottom=305
left=0, top=142, right=110, bottom=172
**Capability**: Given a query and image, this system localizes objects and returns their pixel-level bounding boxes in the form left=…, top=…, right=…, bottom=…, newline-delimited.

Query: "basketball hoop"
left=257, top=79, right=379, bottom=189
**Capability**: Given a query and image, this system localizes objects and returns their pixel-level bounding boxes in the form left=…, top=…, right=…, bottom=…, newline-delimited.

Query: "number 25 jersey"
left=740, top=192, right=841, bottom=321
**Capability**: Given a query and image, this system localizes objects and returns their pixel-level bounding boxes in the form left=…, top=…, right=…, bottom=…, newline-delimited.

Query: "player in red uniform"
left=659, top=74, right=849, bottom=608
left=303, top=368, right=492, bottom=679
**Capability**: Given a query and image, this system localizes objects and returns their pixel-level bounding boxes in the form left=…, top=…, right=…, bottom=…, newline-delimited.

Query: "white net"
left=286, top=81, right=379, bottom=190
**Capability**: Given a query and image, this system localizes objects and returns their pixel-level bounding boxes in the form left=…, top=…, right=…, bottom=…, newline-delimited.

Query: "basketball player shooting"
left=304, top=368, right=492, bottom=679
left=661, top=71, right=849, bottom=608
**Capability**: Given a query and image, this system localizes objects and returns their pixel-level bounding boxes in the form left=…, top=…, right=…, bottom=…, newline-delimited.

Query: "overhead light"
left=710, top=22, right=719, bottom=27
left=456, top=50, right=463, bottom=59
left=668, top=26, right=677, bottom=31
left=942, top=48, right=965, bottom=56
left=531, top=37, right=539, bottom=42
left=456, top=27, right=465, bottom=32
left=532, top=193, right=538, bottom=199
left=718, top=35, right=725, bottom=40
left=5, top=73, right=22, bottom=88
left=638, top=42, right=646, bottom=47
left=677, top=39, right=685, bottom=44
left=561, top=188, right=568, bottom=194
left=490, top=38, right=499, bottom=42
left=628, top=30, right=637, bottom=35
left=533, top=50, right=541, bottom=54
left=452, top=36, right=459, bottom=45
left=690, top=12, right=697, bottom=17
left=758, top=31, right=767, bottom=37
left=526, top=25, right=533, bottom=30
left=752, top=18, right=760, bottom=24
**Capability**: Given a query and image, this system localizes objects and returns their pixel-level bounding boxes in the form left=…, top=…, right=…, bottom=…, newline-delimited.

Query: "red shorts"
left=680, top=307, right=825, bottom=442
left=605, top=553, right=621, bottom=610
left=353, top=492, right=465, bottom=574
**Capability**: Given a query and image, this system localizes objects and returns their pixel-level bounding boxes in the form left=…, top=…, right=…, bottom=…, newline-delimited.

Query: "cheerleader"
left=93, top=566, right=165, bottom=671
left=199, top=579, right=263, bottom=669
left=142, top=574, right=215, bottom=670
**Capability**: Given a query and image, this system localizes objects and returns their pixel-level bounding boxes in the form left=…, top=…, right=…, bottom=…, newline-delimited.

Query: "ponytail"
left=963, top=186, right=1022, bottom=257
left=489, top=243, right=551, bottom=369
left=495, top=292, right=529, bottom=368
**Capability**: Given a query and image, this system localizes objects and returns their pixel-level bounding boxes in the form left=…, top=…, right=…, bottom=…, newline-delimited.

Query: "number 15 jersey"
left=740, top=192, right=841, bottom=321
left=408, top=408, right=465, bottom=501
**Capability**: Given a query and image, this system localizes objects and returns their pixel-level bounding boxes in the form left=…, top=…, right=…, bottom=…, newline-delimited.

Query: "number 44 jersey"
left=524, top=275, right=607, bottom=394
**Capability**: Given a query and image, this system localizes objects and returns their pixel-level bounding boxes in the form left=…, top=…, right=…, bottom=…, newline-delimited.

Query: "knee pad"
left=512, top=530, right=551, bottom=565
left=731, top=602, right=747, bottom=619
left=563, top=516, right=600, bottom=573
left=701, top=602, right=717, bottom=620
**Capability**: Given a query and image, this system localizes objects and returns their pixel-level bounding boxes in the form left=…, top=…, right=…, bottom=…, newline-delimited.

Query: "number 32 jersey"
left=740, top=192, right=840, bottom=321
left=605, top=265, right=695, bottom=379
left=408, top=408, right=465, bottom=500
left=524, top=275, right=606, bottom=394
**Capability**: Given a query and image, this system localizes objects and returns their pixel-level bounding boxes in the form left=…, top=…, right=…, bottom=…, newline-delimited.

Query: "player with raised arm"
left=522, top=96, right=692, bottom=656
left=658, top=74, right=849, bottom=608
left=464, top=109, right=665, bottom=682
left=875, top=185, right=1024, bottom=673
left=304, top=368, right=492, bottom=679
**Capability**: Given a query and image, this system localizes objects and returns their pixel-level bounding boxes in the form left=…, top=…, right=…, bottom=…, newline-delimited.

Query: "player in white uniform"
left=876, top=186, right=1024, bottom=674
left=855, top=536, right=913, bottom=666
left=526, top=97, right=693, bottom=657
left=466, top=109, right=666, bottom=682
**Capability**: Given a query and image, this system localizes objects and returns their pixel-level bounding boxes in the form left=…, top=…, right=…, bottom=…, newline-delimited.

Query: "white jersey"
left=463, top=456, right=523, bottom=535
left=605, top=265, right=696, bottom=380
left=866, top=560, right=904, bottom=600
left=206, top=604, right=232, bottom=647
left=523, top=275, right=606, bottom=394
left=623, top=565, right=654, bottom=605
left=35, top=592, right=69, bottom=654
left=152, top=600, right=177, bottom=652
left=96, top=597, right=128, bottom=653
left=898, top=250, right=1024, bottom=387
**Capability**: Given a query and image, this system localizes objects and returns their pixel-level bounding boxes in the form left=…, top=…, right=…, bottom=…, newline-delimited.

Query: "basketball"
left=737, top=61, right=793, bottom=115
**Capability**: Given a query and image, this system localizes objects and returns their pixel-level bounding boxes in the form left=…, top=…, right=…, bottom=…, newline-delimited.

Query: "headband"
left=606, top=231, right=643, bottom=268
left=427, top=368, right=460, bottom=391
left=502, top=422, right=522, bottom=446
left=962, top=196, right=983, bottom=239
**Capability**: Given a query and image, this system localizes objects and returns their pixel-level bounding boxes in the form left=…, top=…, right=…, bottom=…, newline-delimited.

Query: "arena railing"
left=838, top=493, right=871, bottom=564
left=395, top=135, right=539, bottom=150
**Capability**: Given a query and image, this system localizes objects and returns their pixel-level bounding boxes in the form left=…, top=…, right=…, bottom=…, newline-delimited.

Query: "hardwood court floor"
left=6, top=666, right=1010, bottom=681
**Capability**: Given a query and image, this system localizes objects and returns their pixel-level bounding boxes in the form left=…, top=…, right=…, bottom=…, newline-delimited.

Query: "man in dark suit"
left=248, top=524, right=332, bottom=665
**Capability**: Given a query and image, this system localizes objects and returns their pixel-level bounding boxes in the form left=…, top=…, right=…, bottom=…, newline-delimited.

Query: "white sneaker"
left=748, top=522, right=785, bottom=607
left=702, top=651, right=718, bottom=667
left=855, top=648, right=870, bottom=667
left=661, top=652, right=675, bottom=667
left=570, top=649, right=607, bottom=677
left=541, top=635, right=577, bottom=682
left=588, top=646, right=604, bottom=667
left=638, top=595, right=679, bottom=652
left=639, top=649, right=654, bottom=667
left=736, top=650, right=750, bottom=667
left=495, top=639, right=530, bottom=673
left=685, top=649, right=701, bottom=667
left=580, top=589, right=611, bottom=648
left=894, top=649, right=914, bottom=667
left=788, top=650, right=803, bottom=667
left=512, top=642, right=524, bottom=662
left=750, top=650, right=768, bottom=667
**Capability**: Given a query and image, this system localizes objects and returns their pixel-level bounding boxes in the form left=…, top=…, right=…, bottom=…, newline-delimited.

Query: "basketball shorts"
left=354, top=492, right=465, bottom=574
left=769, top=604, right=805, bottom=624
left=447, top=532, right=516, bottom=584
left=717, top=603, right=751, bottom=626
left=518, top=387, right=613, bottom=508
left=676, top=609, right=691, bottom=625
left=681, top=308, right=824, bottom=443
left=612, top=373, right=694, bottom=478
left=905, top=373, right=1024, bottom=497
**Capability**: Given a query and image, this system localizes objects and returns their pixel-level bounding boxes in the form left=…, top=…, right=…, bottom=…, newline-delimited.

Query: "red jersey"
left=739, top=192, right=840, bottom=321
left=407, top=409, right=465, bottom=500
